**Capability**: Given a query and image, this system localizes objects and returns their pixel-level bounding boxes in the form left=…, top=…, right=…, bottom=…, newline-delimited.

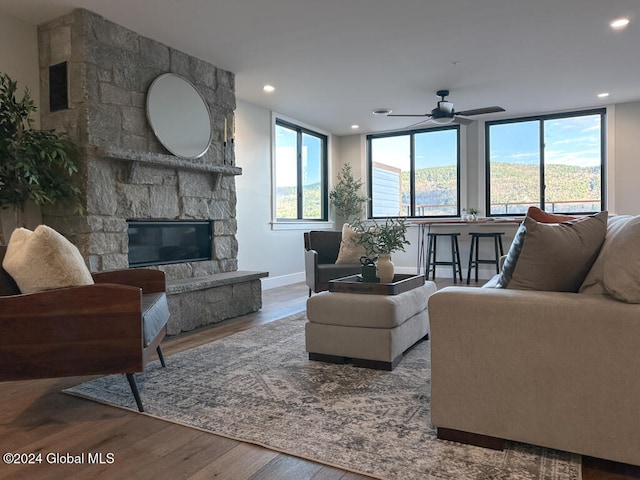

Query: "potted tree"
left=329, top=163, right=368, bottom=224
left=351, top=217, right=410, bottom=283
left=0, top=73, right=82, bottom=243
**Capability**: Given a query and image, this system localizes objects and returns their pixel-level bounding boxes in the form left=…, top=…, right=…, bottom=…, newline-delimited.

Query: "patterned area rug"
left=65, top=312, right=581, bottom=480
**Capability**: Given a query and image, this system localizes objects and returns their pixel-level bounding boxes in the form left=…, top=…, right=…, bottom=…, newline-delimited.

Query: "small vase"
left=377, top=254, right=394, bottom=283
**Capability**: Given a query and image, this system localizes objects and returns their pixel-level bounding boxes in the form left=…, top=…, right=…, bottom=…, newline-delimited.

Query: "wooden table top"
left=410, top=218, right=523, bottom=226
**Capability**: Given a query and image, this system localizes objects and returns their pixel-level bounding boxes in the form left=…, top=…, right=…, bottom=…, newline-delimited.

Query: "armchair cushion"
left=3, top=225, right=93, bottom=294
left=307, top=231, right=341, bottom=264
left=142, top=292, right=170, bottom=347
left=335, top=223, right=366, bottom=264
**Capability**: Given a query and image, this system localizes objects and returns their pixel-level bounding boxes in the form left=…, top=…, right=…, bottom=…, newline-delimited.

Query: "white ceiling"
left=2, top=0, right=639, bottom=136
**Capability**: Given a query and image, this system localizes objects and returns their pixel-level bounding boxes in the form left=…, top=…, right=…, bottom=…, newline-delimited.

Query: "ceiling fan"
left=386, top=90, right=505, bottom=125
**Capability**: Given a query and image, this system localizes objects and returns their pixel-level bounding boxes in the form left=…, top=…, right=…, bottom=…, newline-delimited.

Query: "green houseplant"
left=329, top=163, right=368, bottom=224
left=0, top=73, right=82, bottom=241
left=351, top=217, right=410, bottom=283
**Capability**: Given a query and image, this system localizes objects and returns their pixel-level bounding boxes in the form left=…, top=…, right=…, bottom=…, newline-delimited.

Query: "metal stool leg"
left=493, top=236, right=501, bottom=274
left=467, top=234, right=475, bottom=284
left=454, top=235, right=463, bottom=282
left=450, top=235, right=457, bottom=283
left=426, top=234, right=434, bottom=280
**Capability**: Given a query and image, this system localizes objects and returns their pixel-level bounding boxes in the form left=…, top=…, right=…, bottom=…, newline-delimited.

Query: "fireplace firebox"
left=127, top=221, right=212, bottom=267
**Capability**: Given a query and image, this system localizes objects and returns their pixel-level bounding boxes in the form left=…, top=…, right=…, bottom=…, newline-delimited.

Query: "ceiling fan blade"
left=387, top=113, right=431, bottom=117
left=455, top=106, right=505, bottom=117
left=453, top=116, right=473, bottom=125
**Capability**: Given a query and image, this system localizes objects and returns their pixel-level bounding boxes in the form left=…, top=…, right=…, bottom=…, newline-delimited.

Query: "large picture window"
left=274, top=119, right=328, bottom=221
left=486, top=109, right=605, bottom=216
left=367, top=126, right=460, bottom=218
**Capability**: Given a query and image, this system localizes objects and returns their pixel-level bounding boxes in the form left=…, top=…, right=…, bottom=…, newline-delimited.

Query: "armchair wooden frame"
left=0, top=246, right=167, bottom=412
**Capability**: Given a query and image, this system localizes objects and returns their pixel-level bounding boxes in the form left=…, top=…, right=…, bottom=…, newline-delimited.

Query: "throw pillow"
left=2, top=225, right=94, bottom=294
left=496, top=211, right=608, bottom=292
left=335, top=223, right=366, bottom=264
left=580, top=215, right=640, bottom=303
left=526, top=206, right=576, bottom=223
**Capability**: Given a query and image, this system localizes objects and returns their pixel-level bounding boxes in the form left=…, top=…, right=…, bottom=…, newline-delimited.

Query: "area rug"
left=65, top=312, right=581, bottom=480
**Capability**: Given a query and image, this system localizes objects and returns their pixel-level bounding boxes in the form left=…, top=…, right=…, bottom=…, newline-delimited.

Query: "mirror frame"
left=146, top=73, right=213, bottom=159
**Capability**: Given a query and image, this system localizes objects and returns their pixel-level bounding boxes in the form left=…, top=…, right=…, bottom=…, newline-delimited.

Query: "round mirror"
left=146, top=73, right=212, bottom=159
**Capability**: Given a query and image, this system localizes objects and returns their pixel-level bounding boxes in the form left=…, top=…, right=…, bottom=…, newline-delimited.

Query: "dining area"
left=411, top=217, right=522, bottom=284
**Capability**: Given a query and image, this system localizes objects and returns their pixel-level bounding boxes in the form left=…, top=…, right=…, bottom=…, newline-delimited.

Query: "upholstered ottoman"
left=305, top=282, right=437, bottom=370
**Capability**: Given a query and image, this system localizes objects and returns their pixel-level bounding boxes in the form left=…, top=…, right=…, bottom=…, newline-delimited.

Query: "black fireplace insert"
left=127, top=220, right=212, bottom=267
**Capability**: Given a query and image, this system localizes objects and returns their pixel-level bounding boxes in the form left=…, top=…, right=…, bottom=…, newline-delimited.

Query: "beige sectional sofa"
left=428, top=212, right=640, bottom=466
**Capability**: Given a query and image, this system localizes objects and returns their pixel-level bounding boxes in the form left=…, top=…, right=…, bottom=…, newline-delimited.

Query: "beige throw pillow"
left=2, top=225, right=94, bottom=294
left=497, top=211, right=608, bottom=292
left=580, top=215, right=640, bottom=303
left=335, top=223, right=366, bottom=264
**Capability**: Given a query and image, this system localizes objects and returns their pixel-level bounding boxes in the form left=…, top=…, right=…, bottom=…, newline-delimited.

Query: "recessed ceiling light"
left=263, top=84, right=275, bottom=93
left=597, top=92, right=610, bottom=98
left=372, top=108, right=392, bottom=115
left=610, top=18, right=630, bottom=29
left=351, top=124, right=360, bottom=129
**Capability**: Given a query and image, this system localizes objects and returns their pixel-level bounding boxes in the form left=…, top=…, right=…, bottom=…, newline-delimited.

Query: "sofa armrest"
left=428, top=286, right=640, bottom=466
left=92, top=269, right=166, bottom=293
left=0, top=284, right=144, bottom=381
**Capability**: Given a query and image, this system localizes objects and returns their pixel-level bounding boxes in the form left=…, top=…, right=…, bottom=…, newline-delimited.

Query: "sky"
left=371, top=113, right=602, bottom=171
left=489, top=113, right=602, bottom=167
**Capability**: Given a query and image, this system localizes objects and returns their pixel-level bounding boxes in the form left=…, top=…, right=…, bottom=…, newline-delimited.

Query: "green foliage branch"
left=0, top=73, right=82, bottom=227
left=351, top=217, right=410, bottom=257
left=329, top=163, right=368, bottom=223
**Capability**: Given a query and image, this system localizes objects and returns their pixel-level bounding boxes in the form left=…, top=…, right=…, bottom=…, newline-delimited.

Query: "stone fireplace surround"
left=37, top=9, right=266, bottom=335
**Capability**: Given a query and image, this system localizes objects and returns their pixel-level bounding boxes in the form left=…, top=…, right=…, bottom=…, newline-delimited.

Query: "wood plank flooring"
left=0, top=279, right=638, bottom=479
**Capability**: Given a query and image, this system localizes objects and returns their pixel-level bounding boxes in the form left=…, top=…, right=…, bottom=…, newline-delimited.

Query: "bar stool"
left=426, top=233, right=463, bottom=283
left=467, top=232, right=505, bottom=284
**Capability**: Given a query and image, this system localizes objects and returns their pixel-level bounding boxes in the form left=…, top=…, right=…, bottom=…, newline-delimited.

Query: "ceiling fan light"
left=431, top=116, right=454, bottom=125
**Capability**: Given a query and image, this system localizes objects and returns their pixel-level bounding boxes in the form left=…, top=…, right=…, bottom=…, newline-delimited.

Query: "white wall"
left=0, top=13, right=40, bottom=113
left=235, top=100, right=338, bottom=289
left=0, top=13, right=42, bottom=242
left=613, top=101, right=640, bottom=215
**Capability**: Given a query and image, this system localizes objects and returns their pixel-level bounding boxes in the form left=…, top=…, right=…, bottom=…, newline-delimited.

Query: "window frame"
left=273, top=118, right=329, bottom=222
left=366, top=125, right=461, bottom=219
left=485, top=108, right=606, bottom=217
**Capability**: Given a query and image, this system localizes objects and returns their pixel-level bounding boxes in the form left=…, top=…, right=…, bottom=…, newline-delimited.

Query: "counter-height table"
left=411, top=218, right=523, bottom=276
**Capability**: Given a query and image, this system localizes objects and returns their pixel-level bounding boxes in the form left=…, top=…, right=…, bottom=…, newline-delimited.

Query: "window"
left=367, top=126, right=460, bottom=218
left=486, top=109, right=605, bottom=216
left=274, top=119, right=328, bottom=221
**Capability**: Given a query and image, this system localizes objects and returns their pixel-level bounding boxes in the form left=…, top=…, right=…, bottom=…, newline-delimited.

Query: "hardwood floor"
left=1, top=279, right=638, bottom=479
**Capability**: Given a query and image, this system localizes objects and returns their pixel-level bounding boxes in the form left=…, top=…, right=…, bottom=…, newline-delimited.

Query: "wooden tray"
left=329, top=274, right=425, bottom=295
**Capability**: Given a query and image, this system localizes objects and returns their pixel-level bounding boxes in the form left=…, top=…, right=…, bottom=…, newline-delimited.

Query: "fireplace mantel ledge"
left=92, top=146, right=243, bottom=176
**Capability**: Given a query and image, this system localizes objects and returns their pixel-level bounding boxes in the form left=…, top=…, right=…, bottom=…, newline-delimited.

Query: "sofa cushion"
left=497, top=211, right=607, bottom=292
left=2, top=225, right=94, bottom=294
left=335, top=223, right=367, bottom=264
left=526, top=206, right=576, bottom=223
left=580, top=215, right=640, bottom=303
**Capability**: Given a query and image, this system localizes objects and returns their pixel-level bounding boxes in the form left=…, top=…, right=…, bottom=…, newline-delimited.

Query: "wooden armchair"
left=0, top=245, right=169, bottom=412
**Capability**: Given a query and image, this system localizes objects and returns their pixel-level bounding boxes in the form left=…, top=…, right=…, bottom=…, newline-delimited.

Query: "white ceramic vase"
left=377, top=254, right=395, bottom=283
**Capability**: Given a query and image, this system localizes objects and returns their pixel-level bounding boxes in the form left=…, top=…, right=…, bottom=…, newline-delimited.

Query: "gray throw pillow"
left=497, top=211, right=608, bottom=292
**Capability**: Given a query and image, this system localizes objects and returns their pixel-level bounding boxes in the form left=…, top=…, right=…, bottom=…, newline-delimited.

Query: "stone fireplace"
left=37, top=8, right=266, bottom=335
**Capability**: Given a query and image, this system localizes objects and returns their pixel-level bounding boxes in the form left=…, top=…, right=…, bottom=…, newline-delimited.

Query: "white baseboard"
left=261, top=271, right=305, bottom=290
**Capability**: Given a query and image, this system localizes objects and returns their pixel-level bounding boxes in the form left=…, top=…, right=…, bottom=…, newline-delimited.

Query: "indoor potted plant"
left=351, top=217, right=410, bottom=283
left=329, top=162, right=368, bottom=224
left=0, top=73, right=82, bottom=243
